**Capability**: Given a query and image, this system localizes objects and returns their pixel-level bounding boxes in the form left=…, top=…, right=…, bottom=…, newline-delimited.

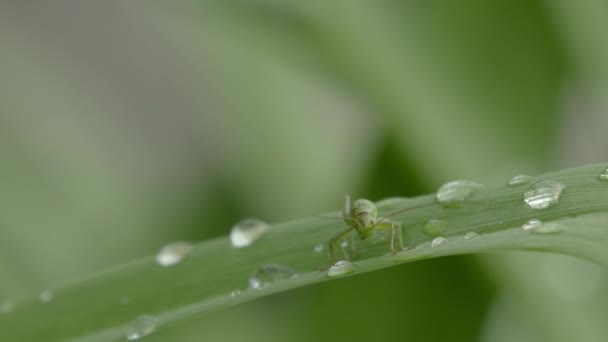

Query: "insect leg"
left=349, top=230, right=357, bottom=256
left=396, top=222, right=404, bottom=250
left=376, top=221, right=403, bottom=254
left=329, top=226, right=355, bottom=265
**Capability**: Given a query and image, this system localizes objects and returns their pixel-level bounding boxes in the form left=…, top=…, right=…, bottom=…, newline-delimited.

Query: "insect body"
left=328, top=195, right=404, bottom=265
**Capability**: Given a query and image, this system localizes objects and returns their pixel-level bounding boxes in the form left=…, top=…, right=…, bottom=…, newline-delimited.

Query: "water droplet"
left=598, top=167, right=608, bottom=181
left=39, top=290, right=53, bottom=304
left=340, top=240, right=349, bottom=248
left=436, top=180, right=483, bottom=207
left=533, top=222, right=564, bottom=234
left=431, top=236, right=448, bottom=247
left=522, top=218, right=564, bottom=234
left=230, top=290, right=242, bottom=297
left=522, top=219, right=542, bottom=231
left=327, top=260, right=357, bottom=277
left=248, top=264, right=297, bottom=290
left=523, top=180, right=565, bottom=209
left=125, top=315, right=159, bottom=340
left=155, top=242, right=193, bottom=267
left=422, top=219, right=448, bottom=237
left=230, top=218, right=269, bottom=248
left=314, top=243, right=325, bottom=253
left=507, top=174, right=532, bottom=186
left=464, top=231, right=479, bottom=239
left=1, top=300, right=15, bottom=314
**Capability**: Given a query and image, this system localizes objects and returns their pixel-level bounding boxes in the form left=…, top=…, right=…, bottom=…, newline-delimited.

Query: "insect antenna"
left=316, top=215, right=358, bottom=223
left=376, top=201, right=437, bottom=223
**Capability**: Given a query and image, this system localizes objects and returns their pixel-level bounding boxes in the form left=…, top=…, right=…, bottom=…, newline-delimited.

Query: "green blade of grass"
left=2, top=164, right=608, bottom=341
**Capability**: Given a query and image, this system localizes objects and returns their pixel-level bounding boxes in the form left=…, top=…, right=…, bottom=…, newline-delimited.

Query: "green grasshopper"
left=328, top=195, right=432, bottom=265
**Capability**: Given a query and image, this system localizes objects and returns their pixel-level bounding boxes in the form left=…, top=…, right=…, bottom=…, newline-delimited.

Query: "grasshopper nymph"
left=328, top=195, right=406, bottom=265
left=327, top=195, right=436, bottom=266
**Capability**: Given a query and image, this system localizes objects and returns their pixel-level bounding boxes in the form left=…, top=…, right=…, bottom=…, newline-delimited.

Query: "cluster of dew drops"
left=5, top=167, right=607, bottom=341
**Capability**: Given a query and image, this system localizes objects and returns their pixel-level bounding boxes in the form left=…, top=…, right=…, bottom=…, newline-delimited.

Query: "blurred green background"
left=2, top=1, right=608, bottom=341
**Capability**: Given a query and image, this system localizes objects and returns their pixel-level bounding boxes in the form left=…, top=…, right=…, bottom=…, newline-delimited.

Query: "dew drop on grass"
left=423, top=219, right=448, bottom=237
left=125, top=315, right=159, bottom=340
left=230, top=290, right=242, bottom=297
left=327, top=260, right=357, bottom=277
left=523, top=180, right=565, bottom=209
left=230, top=218, right=269, bottom=248
left=533, top=222, right=565, bottom=234
left=39, top=290, right=53, bottom=304
left=598, top=167, right=608, bottom=181
left=522, top=219, right=542, bottom=231
left=522, top=219, right=564, bottom=234
left=340, top=240, right=349, bottom=248
left=155, top=242, right=193, bottom=267
left=507, top=174, right=532, bottom=186
left=464, top=231, right=479, bottom=239
left=314, top=243, right=325, bottom=253
left=431, top=236, right=448, bottom=247
left=436, top=180, right=483, bottom=207
left=248, top=264, right=297, bottom=290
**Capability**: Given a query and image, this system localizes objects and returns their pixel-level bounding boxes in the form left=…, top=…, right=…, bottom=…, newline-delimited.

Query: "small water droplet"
left=248, top=264, right=297, bottom=290
left=436, top=180, right=483, bottom=207
left=422, top=219, right=448, bottom=237
left=431, top=236, right=448, bottom=247
left=155, top=242, right=193, bottom=267
left=507, top=174, right=532, bottom=186
left=523, top=180, right=565, bottom=209
left=230, top=218, right=269, bottom=248
left=230, top=290, right=242, bottom=297
left=522, top=218, right=565, bottom=234
left=1, top=300, right=15, bottom=314
left=327, top=260, right=357, bottom=277
left=340, top=240, right=349, bottom=248
left=464, top=231, right=479, bottom=239
left=522, top=218, right=543, bottom=231
left=598, top=167, right=608, bottom=181
left=314, top=243, right=325, bottom=253
left=125, top=315, right=159, bottom=340
left=39, top=290, right=53, bottom=304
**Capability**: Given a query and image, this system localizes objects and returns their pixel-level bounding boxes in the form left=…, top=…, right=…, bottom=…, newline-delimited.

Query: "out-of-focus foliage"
left=1, top=0, right=608, bottom=341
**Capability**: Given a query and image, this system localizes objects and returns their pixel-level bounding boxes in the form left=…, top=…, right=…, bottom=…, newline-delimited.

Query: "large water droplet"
left=523, top=180, right=565, bottom=209
left=155, top=242, right=192, bottom=267
left=464, top=231, right=479, bottom=239
left=423, top=219, right=448, bottom=237
left=314, top=243, right=325, bottom=253
left=436, top=180, right=483, bottom=207
left=230, top=218, right=269, bottom=248
left=39, top=290, right=53, bottom=304
left=522, top=218, right=543, bottom=231
left=327, top=260, right=357, bottom=277
left=507, top=174, right=532, bottom=187
left=598, top=167, right=608, bottom=181
left=125, top=315, right=159, bottom=340
left=431, top=236, right=448, bottom=247
left=248, top=264, right=297, bottom=290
